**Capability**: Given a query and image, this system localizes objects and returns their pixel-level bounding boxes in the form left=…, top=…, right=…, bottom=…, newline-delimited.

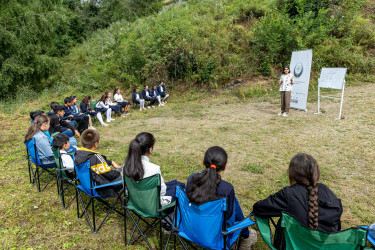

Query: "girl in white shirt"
left=279, top=66, right=294, bottom=117
left=123, top=132, right=184, bottom=206
left=96, top=95, right=114, bottom=123
left=113, top=88, right=131, bottom=115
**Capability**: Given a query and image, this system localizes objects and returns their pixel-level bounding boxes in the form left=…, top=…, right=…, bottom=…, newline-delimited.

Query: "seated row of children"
left=50, top=126, right=351, bottom=250
left=132, top=81, right=170, bottom=111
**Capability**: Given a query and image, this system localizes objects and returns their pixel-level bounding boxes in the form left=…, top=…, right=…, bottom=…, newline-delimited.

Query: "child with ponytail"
left=24, top=114, right=55, bottom=165
left=186, top=146, right=257, bottom=250
left=253, top=153, right=343, bottom=250
left=123, top=132, right=184, bottom=206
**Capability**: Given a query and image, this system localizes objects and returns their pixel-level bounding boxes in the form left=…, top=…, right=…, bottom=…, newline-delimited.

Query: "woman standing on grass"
left=253, top=153, right=343, bottom=250
left=279, top=66, right=294, bottom=117
left=25, top=114, right=55, bottom=165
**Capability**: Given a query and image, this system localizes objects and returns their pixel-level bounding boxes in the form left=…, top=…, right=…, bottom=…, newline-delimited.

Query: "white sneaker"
left=143, top=107, right=147, bottom=110
left=111, top=118, right=115, bottom=121
left=101, top=123, right=109, bottom=127
left=162, top=102, right=165, bottom=105
left=282, top=113, right=288, bottom=117
left=147, top=106, right=151, bottom=109
left=140, top=108, right=143, bottom=111
left=159, top=104, right=164, bottom=107
left=106, top=120, right=111, bottom=123
left=151, top=106, right=155, bottom=108
left=278, top=112, right=283, bottom=116
left=88, top=126, right=96, bottom=130
left=121, top=114, right=126, bottom=117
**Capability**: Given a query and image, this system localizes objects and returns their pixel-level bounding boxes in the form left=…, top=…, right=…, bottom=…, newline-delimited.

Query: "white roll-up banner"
left=289, top=49, right=313, bottom=111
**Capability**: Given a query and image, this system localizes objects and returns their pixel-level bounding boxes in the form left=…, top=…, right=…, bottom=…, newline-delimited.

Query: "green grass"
left=1, top=82, right=375, bottom=248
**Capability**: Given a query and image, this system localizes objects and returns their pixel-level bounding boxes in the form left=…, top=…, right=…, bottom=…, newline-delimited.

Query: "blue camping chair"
left=359, top=226, right=375, bottom=248
left=74, top=160, right=124, bottom=233
left=24, top=138, right=56, bottom=192
left=165, top=186, right=255, bottom=250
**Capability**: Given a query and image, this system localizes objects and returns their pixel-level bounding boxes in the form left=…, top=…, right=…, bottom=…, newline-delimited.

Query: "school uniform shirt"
left=114, top=93, right=125, bottom=102
left=141, top=89, right=150, bottom=99
left=253, top=183, right=342, bottom=233
left=48, top=113, right=76, bottom=134
left=60, top=150, right=74, bottom=172
left=279, top=73, right=294, bottom=92
left=186, top=173, right=235, bottom=219
left=134, top=93, right=142, bottom=101
left=75, top=147, right=121, bottom=196
left=32, top=131, right=55, bottom=165
left=157, top=85, right=166, bottom=93
left=96, top=101, right=110, bottom=110
left=71, top=104, right=80, bottom=116
left=150, top=90, right=159, bottom=97
left=141, top=155, right=171, bottom=206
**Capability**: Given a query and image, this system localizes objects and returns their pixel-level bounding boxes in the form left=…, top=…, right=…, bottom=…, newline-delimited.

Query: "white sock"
left=96, top=113, right=105, bottom=125
left=106, top=108, right=112, bottom=120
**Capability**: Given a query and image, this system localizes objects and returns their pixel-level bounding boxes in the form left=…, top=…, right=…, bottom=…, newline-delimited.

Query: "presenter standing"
left=279, top=66, right=294, bottom=117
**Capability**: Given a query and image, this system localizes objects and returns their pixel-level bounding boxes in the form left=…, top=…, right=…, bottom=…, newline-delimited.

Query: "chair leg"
left=92, top=198, right=96, bottom=233
left=160, top=218, right=162, bottom=249
left=36, top=165, right=41, bottom=192
left=124, top=208, right=127, bottom=245
left=127, top=211, right=153, bottom=249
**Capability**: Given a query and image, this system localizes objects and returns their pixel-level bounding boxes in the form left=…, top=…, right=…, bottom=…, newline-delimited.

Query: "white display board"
left=315, top=67, right=347, bottom=120
left=290, top=49, right=313, bottom=111
left=318, top=68, right=347, bottom=89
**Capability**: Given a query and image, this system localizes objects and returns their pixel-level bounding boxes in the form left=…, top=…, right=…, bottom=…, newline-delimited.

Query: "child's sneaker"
left=282, top=113, right=288, bottom=117
left=147, top=106, right=151, bottom=109
left=101, top=123, right=109, bottom=127
left=278, top=112, right=283, bottom=116
left=111, top=118, right=115, bottom=121
left=239, top=229, right=257, bottom=250
left=106, top=120, right=111, bottom=123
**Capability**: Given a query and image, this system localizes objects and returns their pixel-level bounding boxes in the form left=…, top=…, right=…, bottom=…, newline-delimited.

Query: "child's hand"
left=75, top=130, right=80, bottom=137
left=112, top=161, right=121, bottom=168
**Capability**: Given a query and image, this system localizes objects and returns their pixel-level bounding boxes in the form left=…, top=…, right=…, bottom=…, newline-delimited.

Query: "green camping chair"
left=123, top=174, right=175, bottom=249
left=255, top=213, right=368, bottom=250
left=52, top=147, right=77, bottom=209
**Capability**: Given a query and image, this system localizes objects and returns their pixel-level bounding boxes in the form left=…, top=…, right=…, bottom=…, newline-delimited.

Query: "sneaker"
left=239, top=229, right=257, bottom=250
left=278, top=112, right=283, bottom=116
left=106, top=120, right=111, bottom=123
left=101, top=123, right=109, bottom=127
left=140, top=108, right=143, bottom=111
left=151, top=105, right=155, bottom=108
left=147, top=106, right=151, bottom=109
left=282, top=113, right=288, bottom=117
left=88, top=126, right=96, bottom=130
left=121, top=114, right=126, bottom=117
left=162, top=102, right=165, bottom=105
left=125, top=111, right=130, bottom=115
left=111, top=118, right=115, bottom=121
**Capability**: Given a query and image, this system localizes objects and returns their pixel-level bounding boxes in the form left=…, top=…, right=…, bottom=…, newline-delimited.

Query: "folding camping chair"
left=359, top=226, right=375, bottom=248
left=164, top=186, right=255, bottom=250
left=52, top=147, right=77, bottom=208
left=123, top=174, right=175, bottom=249
left=24, top=138, right=56, bottom=192
left=74, top=160, right=124, bottom=233
left=255, top=213, right=368, bottom=250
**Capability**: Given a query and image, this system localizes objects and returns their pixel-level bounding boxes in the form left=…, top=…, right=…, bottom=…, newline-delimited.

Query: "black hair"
left=50, top=102, right=59, bottom=109
left=113, top=88, right=119, bottom=97
left=288, top=153, right=320, bottom=229
left=64, top=97, right=73, bottom=104
left=98, top=95, right=106, bottom=103
left=53, top=104, right=65, bottom=114
left=186, top=146, right=228, bottom=205
left=52, top=133, right=70, bottom=149
left=123, top=132, right=155, bottom=181
left=30, top=110, right=44, bottom=120
left=283, top=66, right=290, bottom=74
left=133, top=87, right=138, bottom=93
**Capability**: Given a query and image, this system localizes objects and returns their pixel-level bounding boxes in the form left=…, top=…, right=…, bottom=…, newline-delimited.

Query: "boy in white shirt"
left=52, top=133, right=75, bottom=178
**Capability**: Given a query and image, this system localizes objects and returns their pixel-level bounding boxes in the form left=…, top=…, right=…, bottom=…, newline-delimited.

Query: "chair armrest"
left=90, top=180, right=123, bottom=190
left=222, top=217, right=255, bottom=235
left=157, top=201, right=176, bottom=212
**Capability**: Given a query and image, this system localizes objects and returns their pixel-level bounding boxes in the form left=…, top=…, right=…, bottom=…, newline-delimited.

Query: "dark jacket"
left=186, top=173, right=235, bottom=219
left=253, top=183, right=342, bottom=232
left=48, top=112, right=75, bottom=134
left=157, top=85, right=166, bottom=94
left=141, top=89, right=151, bottom=100
left=74, top=147, right=122, bottom=196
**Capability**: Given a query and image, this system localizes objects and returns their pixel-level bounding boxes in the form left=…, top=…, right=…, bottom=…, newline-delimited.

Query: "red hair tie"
left=210, top=164, right=216, bottom=169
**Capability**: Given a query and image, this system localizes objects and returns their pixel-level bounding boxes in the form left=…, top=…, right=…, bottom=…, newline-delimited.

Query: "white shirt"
left=114, top=93, right=123, bottom=102
left=96, top=101, right=110, bottom=109
left=60, top=150, right=74, bottom=172
left=279, top=73, right=294, bottom=91
left=141, top=155, right=171, bottom=206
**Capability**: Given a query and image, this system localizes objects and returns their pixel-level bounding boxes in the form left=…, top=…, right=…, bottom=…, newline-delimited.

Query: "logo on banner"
left=294, top=63, right=303, bottom=78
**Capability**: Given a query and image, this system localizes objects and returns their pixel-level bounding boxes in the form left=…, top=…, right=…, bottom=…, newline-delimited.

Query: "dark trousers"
left=145, top=97, right=156, bottom=106
left=73, top=115, right=89, bottom=134
left=280, top=91, right=291, bottom=114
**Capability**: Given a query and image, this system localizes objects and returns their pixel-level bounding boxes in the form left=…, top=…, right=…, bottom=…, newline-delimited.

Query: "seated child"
left=113, top=88, right=131, bottom=115
left=186, top=146, right=257, bottom=249
left=105, top=91, right=122, bottom=116
left=52, top=133, right=75, bottom=178
left=63, top=96, right=89, bottom=134
left=150, top=85, right=164, bottom=107
left=253, top=153, right=342, bottom=250
left=141, top=85, right=156, bottom=108
left=80, top=96, right=108, bottom=127
left=123, top=132, right=184, bottom=206
left=131, top=87, right=145, bottom=111
left=96, top=95, right=113, bottom=124
left=74, top=129, right=122, bottom=196
left=157, top=80, right=170, bottom=104
left=24, top=114, right=55, bottom=165
left=71, top=96, right=95, bottom=129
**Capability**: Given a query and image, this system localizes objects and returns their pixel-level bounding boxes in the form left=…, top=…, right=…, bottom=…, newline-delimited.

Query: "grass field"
left=1, top=82, right=374, bottom=249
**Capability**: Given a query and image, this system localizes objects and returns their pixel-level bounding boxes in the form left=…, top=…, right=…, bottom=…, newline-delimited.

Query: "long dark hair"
left=113, top=88, right=119, bottom=97
left=288, top=153, right=320, bottom=229
left=187, top=146, right=228, bottom=205
left=98, top=95, right=106, bottom=103
left=283, top=66, right=290, bottom=74
left=124, top=132, right=155, bottom=181
left=25, top=114, right=49, bottom=142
